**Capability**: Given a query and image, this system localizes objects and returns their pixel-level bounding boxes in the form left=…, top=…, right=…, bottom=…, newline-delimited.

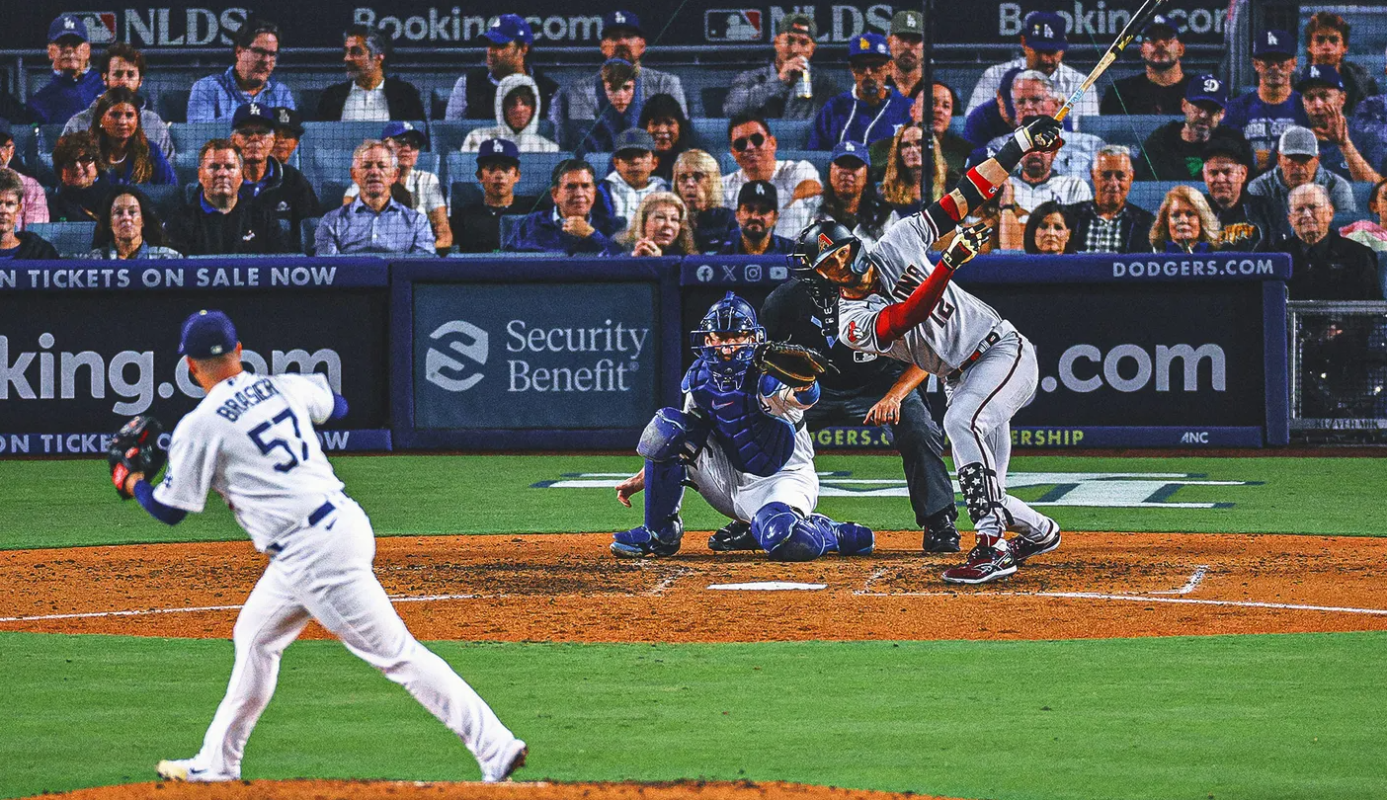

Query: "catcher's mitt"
left=753, top=341, right=834, bottom=388
left=107, top=415, right=167, bottom=499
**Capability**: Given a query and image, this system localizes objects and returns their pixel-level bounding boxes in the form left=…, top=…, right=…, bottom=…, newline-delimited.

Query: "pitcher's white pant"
left=943, top=329, right=1051, bottom=542
left=189, top=495, right=520, bottom=779
left=688, top=428, right=819, bottom=522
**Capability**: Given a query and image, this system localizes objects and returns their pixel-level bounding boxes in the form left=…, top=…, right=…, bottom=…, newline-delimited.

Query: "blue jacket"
left=717, top=231, right=796, bottom=255
left=509, top=208, right=621, bottom=255
left=104, top=142, right=176, bottom=185
left=963, top=101, right=1011, bottom=147
left=26, top=69, right=104, bottom=125
left=808, top=88, right=911, bottom=150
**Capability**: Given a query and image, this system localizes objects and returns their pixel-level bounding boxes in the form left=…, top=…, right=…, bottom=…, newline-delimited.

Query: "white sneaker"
left=481, top=739, right=527, bottom=782
left=156, top=758, right=237, bottom=782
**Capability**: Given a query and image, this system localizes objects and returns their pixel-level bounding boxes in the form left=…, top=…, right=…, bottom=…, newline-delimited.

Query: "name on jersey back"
left=216, top=378, right=281, bottom=423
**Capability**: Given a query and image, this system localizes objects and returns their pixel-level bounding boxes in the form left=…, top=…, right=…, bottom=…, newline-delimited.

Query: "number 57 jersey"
left=154, top=372, right=346, bottom=552
left=837, top=213, right=1003, bottom=376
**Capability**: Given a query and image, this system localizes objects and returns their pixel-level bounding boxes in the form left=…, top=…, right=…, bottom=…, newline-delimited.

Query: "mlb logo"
left=70, top=11, right=117, bottom=44
left=706, top=9, right=762, bottom=42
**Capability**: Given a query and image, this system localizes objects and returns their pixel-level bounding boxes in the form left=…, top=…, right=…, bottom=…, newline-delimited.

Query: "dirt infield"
left=26, top=779, right=954, bottom=800
left=3, top=531, right=1386, bottom=642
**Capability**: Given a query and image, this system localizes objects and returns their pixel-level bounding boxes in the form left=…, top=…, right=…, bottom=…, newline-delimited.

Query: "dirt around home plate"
left=7, top=531, right=1387, bottom=800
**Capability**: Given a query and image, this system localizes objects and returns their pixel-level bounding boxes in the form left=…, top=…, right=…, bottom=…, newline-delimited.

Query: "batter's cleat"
left=155, top=759, right=237, bottom=783
left=1010, top=519, right=1061, bottom=564
left=611, top=522, right=683, bottom=558
left=922, top=516, right=961, bottom=553
left=941, top=543, right=1017, bottom=585
left=708, top=520, right=759, bottom=552
left=481, top=739, right=528, bottom=782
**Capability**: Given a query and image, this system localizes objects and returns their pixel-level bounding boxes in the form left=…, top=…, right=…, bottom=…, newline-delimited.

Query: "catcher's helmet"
left=793, top=220, right=869, bottom=278
left=690, top=291, right=765, bottom=386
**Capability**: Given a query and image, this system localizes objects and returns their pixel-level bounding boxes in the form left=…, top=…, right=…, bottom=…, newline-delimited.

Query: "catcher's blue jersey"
left=682, top=359, right=798, bottom=478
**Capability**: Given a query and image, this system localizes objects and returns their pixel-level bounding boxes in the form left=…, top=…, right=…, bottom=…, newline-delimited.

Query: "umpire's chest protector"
left=684, top=360, right=796, bottom=478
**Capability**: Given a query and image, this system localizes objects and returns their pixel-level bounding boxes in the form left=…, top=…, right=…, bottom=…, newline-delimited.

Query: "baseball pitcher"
left=796, top=115, right=1066, bottom=584
left=108, top=310, right=527, bottom=783
left=611, top=292, right=875, bottom=561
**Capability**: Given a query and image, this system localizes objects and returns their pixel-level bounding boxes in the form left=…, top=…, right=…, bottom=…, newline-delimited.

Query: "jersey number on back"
left=248, top=409, right=309, bottom=473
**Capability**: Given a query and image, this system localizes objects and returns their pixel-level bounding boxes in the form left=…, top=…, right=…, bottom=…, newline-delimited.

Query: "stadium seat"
left=156, top=89, right=191, bottom=124
left=585, top=152, right=614, bottom=177
left=690, top=117, right=727, bottom=151
left=36, top=124, right=66, bottom=159
left=26, top=221, right=96, bottom=258
left=300, top=216, right=322, bottom=255
left=430, top=88, right=451, bottom=121
left=701, top=87, right=730, bottom=118
left=498, top=214, right=527, bottom=249
left=142, top=184, right=185, bottom=219
left=318, top=180, right=352, bottom=208
left=169, top=122, right=230, bottom=156
left=1351, top=181, right=1377, bottom=212
left=1126, top=181, right=1186, bottom=213
left=768, top=119, right=811, bottom=149
left=296, top=89, right=323, bottom=121
left=302, top=120, right=425, bottom=152
left=449, top=182, right=484, bottom=210
left=1078, top=115, right=1179, bottom=148
left=172, top=149, right=201, bottom=187
left=3, top=124, right=38, bottom=167
left=445, top=151, right=573, bottom=199
left=299, top=147, right=353, bottom=187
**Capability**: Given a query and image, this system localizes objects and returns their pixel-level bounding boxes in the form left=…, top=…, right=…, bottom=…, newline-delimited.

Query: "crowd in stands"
left=0, top=8, right=1384, bottom=302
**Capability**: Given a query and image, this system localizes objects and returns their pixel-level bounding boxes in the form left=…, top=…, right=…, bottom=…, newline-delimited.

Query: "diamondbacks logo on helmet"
left=818, top=232, right=834, bottom=250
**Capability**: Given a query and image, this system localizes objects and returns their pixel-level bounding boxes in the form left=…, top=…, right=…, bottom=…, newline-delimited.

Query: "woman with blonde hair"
left=1150, top=185, right=1221, bottom=253
left=672, top=149, right=737, bottom=252
left=881, top=124, right=946, bottom=213
left=620, top=191, right=696, bottom=256
left=89, top=87, right=174, bottom=185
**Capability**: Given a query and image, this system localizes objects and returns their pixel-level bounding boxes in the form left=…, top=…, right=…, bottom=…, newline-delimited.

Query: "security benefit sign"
left=970, top=282, right=1267, bottom=427
left=413, top=282, right=660, bottom=430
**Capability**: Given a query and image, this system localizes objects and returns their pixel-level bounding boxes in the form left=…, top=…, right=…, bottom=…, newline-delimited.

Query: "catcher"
left=611, top=291, right=875, bottom=561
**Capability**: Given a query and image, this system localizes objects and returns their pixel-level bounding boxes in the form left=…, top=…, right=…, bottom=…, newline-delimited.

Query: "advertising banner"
left=0, top=259, right=390, bottom=454
left=1, top=1, right=1230, bottom=50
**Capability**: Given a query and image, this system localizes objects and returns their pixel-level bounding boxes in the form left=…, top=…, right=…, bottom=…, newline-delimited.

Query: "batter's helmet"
left=691, top=291, right=765, bottom=386
left=794, top=220, right=869, bottom=277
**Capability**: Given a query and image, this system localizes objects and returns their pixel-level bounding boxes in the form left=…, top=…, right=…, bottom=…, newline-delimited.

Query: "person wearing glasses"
left=188, top=20, right=296, bottom=122
left=809, top=34, right=911, bottom=150
left=672, top=149, right=737, bottom=252
left=49, top=132, right=107, bottom=222
left=229, top=104, right=320, bottom=245
left=722, top=112, right=821, bottom=238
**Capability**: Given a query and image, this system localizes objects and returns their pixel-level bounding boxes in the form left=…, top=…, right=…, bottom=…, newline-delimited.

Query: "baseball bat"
left=1054, top=0, right=1173, bottom=122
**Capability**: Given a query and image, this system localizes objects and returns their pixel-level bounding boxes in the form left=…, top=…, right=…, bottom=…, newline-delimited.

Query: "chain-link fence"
left=1289, top=300, right=1387, bottom=440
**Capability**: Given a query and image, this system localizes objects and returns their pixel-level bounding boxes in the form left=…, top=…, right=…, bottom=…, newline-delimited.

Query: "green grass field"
left=2, top=454, right=1384, bottom=800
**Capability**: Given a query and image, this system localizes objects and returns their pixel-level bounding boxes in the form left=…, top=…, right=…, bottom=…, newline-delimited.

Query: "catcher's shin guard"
left=956, top=462, right=1014, bottom=530
left=637, top=407, right=708, bottom=463
left=816, top=514, right=875, bottom=556
left=611, top=458, right=685, bottom=557
left=751, top=502, right=833, bottom=562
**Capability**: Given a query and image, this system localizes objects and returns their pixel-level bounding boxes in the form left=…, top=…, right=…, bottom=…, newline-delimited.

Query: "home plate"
left=706, top=581, right=827, bottom=591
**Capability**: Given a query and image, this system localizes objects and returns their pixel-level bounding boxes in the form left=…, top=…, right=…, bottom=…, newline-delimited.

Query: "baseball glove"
left=107, top=415, right=167, bottom=500
left=753, top=341, right=834, bottom=388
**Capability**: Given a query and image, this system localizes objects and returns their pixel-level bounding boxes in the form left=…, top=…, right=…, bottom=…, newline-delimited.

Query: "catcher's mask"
left=691, top=291, right=765, bottom=387
left=792, top=220, right=869, bottom=282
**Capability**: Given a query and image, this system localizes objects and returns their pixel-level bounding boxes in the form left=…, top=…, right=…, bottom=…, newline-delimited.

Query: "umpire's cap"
left=180, top=310, right=238, bottom=358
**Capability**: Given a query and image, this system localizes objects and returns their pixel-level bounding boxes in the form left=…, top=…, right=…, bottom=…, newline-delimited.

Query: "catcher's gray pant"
left=188, top=494, right=520, bottom=779
left=943, top=328, right=1052, bottom=543
left=688, top=427, right=819, bottom=523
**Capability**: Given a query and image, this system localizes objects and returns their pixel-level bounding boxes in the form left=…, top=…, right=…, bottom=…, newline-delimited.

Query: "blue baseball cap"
left=1254, top=29, right=1295, bottom=59
left=737, top=180, right=778, bottom=209
left=602, top=10, right=643, bottom=37
left=1296, top=64, right=1345, bottom=92
left=829, top=140, right=869, bottom=167
left=476, top=137, right=520, bottom=166
left=848, top=33, right=890, bottom=61
left=1185, top=75, right=1228, bottom=108
left=48, top=14, right=89, bottom=44
left=481, top=14, right=533, bottom=46
left=1023, top=11, right=1067, bottom=51
left=230, top=103, right=273, bottom=132
left=381, top=120, right=429, bottom=147
left=1143, top=13, right=1179, bottom=40
left=179, top=310, right=238, bottom=359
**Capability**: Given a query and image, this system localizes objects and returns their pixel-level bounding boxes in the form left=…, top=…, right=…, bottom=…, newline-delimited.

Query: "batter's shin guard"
left=751, top=502, right=832, bottom=562
left=611, top=458, right=685, bottom=557
left=956, top=462, right=1011, bottom=533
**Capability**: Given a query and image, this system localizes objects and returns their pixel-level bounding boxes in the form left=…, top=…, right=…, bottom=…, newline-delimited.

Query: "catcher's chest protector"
left=684, top=359, right=796, bottom=478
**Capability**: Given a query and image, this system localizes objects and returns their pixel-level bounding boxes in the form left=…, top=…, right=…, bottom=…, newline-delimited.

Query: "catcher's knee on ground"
left=752, top=503, right=831, bottom=561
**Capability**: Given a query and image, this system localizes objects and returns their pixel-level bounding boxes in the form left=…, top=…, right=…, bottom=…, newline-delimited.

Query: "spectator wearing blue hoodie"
left=509, top=159, right=621, bottom=255
left=27, top=15, right=105, bottom=125
left=808, top=34, right=911, bottom=150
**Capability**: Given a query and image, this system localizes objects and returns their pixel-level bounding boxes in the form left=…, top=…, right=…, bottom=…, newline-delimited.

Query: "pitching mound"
left=24, top=779, right=957, bottom=800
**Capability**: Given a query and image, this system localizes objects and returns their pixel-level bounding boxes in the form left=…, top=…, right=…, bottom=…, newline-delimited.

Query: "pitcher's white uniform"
left=684, top=380, right=819, bottom=523
left=154, top=371, right=524, bottom=782
left=835, top=214, right=1052, bottom=542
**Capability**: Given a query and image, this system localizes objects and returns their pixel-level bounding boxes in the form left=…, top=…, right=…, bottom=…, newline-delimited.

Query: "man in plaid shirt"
left=1064, top=146, right=1155, bottom=254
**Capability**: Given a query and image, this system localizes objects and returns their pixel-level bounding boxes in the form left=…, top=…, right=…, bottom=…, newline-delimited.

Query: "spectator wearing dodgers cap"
left=27, top=14, right=105, bottom=125
left=1223, top=28, right=1311, bottom=172
left=966, top=11, right=1098, bottom=119
left=1135, top=75, right=1251, bottom=181
left=807, top=33, right=911, bottom=150
left=1100, top=14, right=1191, bottom=115
left=1247, top=125, right=1356, bottom=216
left=445, top=13, right=560, bottom=121
left=451, top=138, right=539, bottom=254
left=1296, top=64, right=1384, bottom=183
left=718, top=180, right=796, bottom=255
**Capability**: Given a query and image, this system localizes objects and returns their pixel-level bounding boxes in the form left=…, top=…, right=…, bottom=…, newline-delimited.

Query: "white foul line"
left=0, top=592, right=487, bottom=624
left=1035, top=592, right=1387, bottom=616
left=1151, top=565, right=1209, bottom=595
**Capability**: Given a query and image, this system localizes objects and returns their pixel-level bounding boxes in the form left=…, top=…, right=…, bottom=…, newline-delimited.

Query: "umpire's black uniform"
left=760, top=278, right=958, bottom=539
